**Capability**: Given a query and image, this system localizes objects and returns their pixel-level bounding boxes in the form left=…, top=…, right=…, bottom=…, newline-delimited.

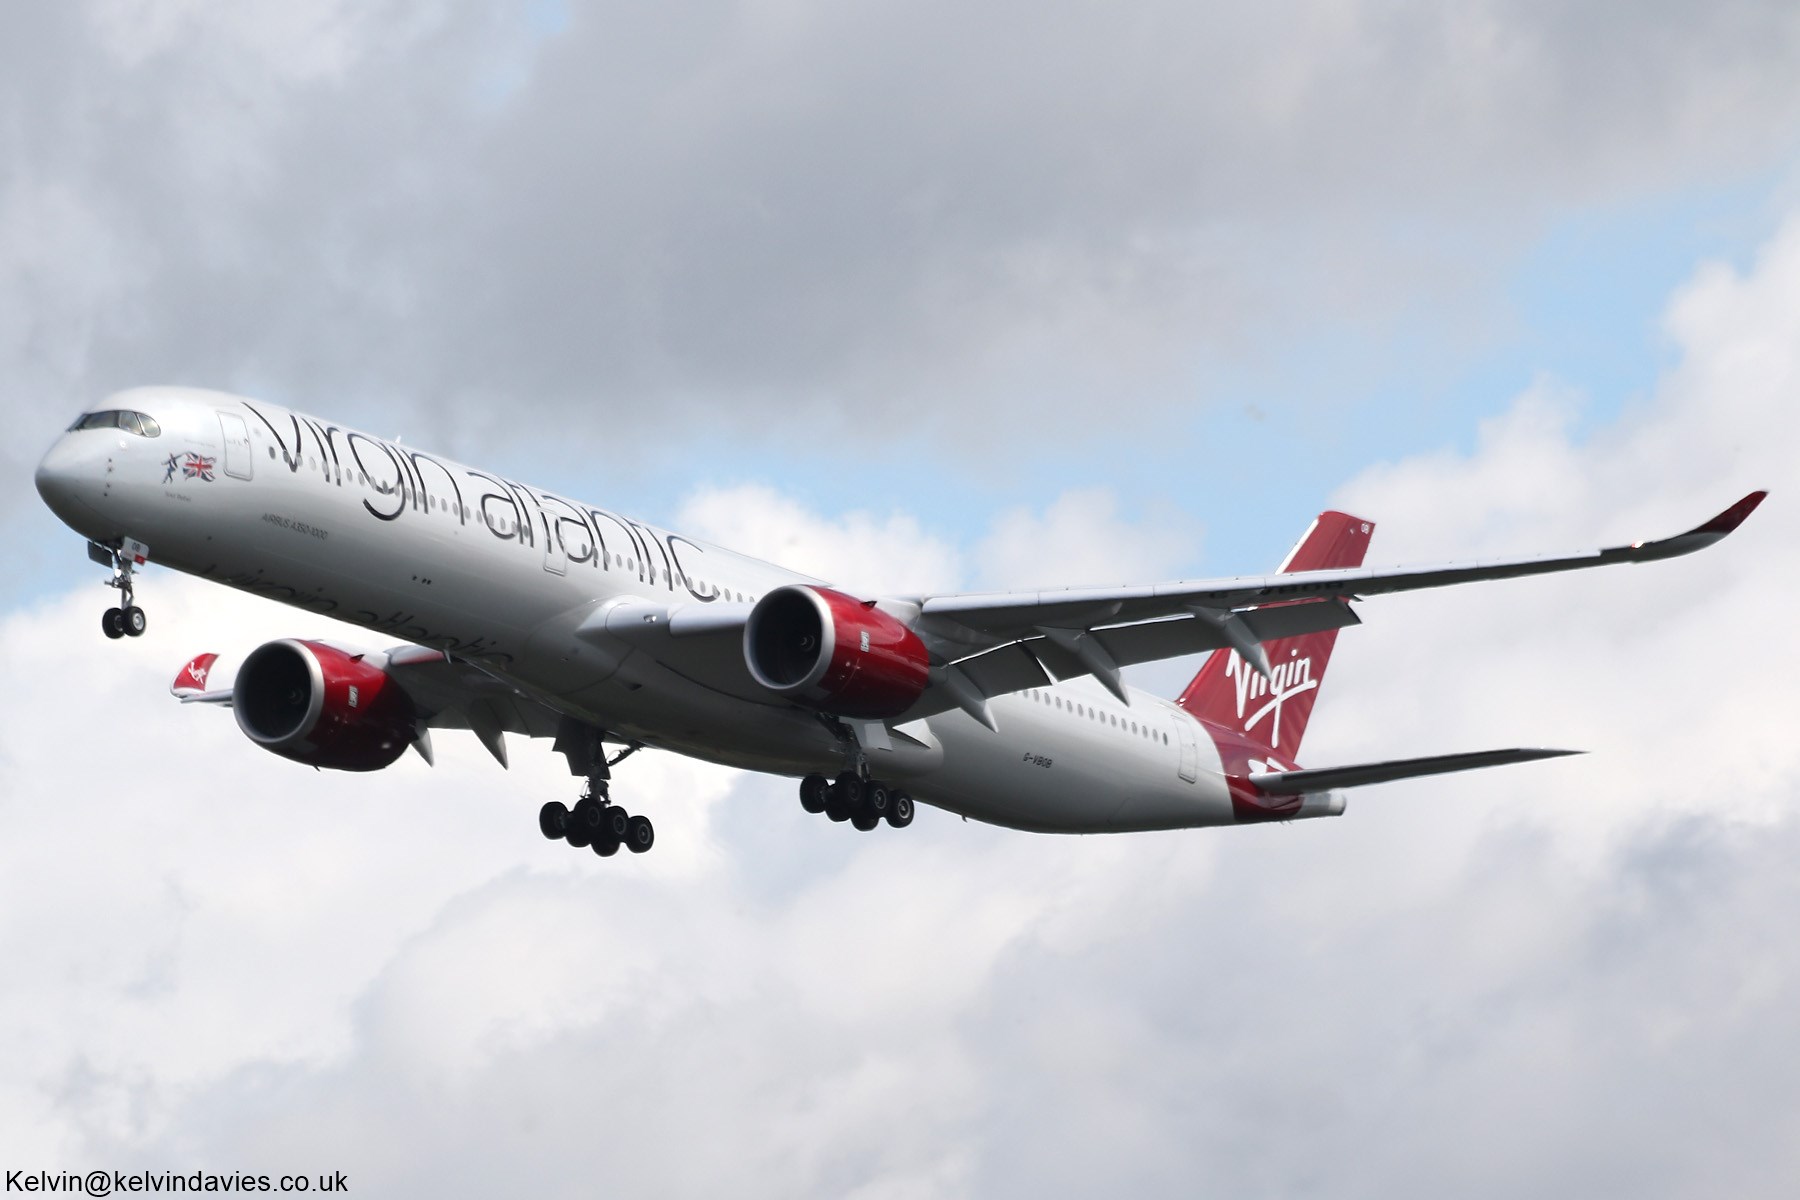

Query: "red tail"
left=1176, top=511, right=1374, bottom=766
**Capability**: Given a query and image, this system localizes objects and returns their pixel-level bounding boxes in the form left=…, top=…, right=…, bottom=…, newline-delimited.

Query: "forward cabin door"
left=218, top=412, right=253, bottom=480
left=543, top=512, right=567, bottom=576
left=1176, top=715, right=1199, bottom=782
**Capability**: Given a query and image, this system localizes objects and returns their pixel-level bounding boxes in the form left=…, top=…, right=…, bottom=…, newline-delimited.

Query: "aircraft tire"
left=863, top=781, right=890, bottom=818
left=593, top=834, right=621, bottom=857
left=825, top=792, right=850, bottom=822
left=124, top=606, right=147, bottom=637
left=102, top=608, right=125, bottom=639
left=602, top=806, right=631, bottom=841
left=626, top=814, right=655, bottom=853
left=565, top=801, right=596, bottom=847
left=834, top=772, right=863, bottom=807
left=850, top=811, right=879, bottom=832
left=887, top=793, right=914, bottom=828
left=799, top=774, right=829, bottom=814
left=538, top=801, right=570, bottom=839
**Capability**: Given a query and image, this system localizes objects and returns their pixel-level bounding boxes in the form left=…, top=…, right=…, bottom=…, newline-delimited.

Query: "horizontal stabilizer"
left=1252, top=747, right=1582, bottom=795
left=171, top=653, right=232, bottom=704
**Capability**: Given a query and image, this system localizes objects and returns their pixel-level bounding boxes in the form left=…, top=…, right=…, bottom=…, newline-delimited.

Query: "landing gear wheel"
left=863, top=781, right=890, bottom=819
left=102, top=608, right=125, bottom=639
left=834, top=772, right=864, bottom=807
left=851, top=811, right=879, bottom=832
left=539, top=801, right=571, bottom=839
left=565, top=799, right=597, bottom=848
left=593, top=834, right=621, bottom=857
left=887, top=792, right=915, bottom=828
left=602, top=806, right=631, bottom=842
left=799, top=774, right=829, bottom=814
left=626, top=814, right=655, bottom=853
left=123, top=606, right=146, bottom=637
left=825, top=789, right=851, bottom=822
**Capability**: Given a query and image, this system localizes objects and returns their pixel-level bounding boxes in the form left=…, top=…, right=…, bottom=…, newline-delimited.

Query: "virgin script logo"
left=1226, top=651, right=1316, bottom=749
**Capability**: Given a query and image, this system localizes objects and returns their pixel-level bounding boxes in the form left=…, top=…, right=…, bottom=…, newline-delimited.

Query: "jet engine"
left=232, top=638, right=418, bottom=771
left=744, top=585, right=930, bottom=719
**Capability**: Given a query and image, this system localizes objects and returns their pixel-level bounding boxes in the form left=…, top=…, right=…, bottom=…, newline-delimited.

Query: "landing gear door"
left=1176, top=715, right=1199, bottom=783
left=218, top=412, right=253, bottom=480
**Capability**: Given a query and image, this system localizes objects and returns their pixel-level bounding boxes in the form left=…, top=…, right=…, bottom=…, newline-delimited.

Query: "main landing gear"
left=95, top=541, right=147, bottom=640
left=537, top=731, right=655, bottom=860
left=799, top=772, right=915, bottom=833
left=538, top=780, right=655, bottom=859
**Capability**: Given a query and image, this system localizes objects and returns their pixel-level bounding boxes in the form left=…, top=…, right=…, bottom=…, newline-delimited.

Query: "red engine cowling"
left=744, top=585, right=931, bottom=718
left=232, top=639, right=418, bottom=771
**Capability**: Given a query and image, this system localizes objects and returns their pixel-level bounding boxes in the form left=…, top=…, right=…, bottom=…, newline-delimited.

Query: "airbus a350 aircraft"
left=35, top=387, right=1764, bottom=858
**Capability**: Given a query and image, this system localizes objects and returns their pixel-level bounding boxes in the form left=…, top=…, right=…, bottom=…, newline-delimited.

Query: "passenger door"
left=218, top=412, right=253, bottom=480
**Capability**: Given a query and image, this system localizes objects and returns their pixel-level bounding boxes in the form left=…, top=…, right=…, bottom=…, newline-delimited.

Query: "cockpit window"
left=68, top=409, right=161, bottom=437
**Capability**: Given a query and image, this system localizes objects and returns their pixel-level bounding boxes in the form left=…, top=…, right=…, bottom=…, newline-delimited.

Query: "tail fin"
left=1176, top=511, right=1374, bottom=763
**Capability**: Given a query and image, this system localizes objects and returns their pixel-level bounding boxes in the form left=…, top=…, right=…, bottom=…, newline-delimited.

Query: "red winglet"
left=171, top=653, right=220, bottom=697
left=1694, top=490, right=1768, bottom=536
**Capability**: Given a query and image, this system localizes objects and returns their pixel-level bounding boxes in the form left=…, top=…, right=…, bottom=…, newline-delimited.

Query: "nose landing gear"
left=94, top=540, right=147, bottom=639
left=799, top=772, right=915, bottom=832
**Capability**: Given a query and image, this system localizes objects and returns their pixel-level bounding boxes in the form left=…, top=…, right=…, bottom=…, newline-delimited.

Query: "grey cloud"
left=71, top=792, right=1800, bottom=1199
left=9, top=0, right=1800, bottom=509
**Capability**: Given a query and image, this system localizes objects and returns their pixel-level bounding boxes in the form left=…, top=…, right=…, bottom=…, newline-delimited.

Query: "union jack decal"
left=165, top=452, right=216, bottom=482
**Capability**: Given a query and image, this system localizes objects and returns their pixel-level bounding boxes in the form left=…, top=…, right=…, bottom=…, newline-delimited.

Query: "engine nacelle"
left=233, top=639, right=417, bottom=771
left=744, top=585, right=931, bottom=719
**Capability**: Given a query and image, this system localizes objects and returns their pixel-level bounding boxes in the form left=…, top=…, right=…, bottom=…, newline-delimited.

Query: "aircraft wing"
left=554, top=491, right=1765, bottom=729
left=872, top=490, right=1766, bottom=724
left=1251, top=747, right=1582, bottom=795
left=912, top=491, right=1766, bottom=641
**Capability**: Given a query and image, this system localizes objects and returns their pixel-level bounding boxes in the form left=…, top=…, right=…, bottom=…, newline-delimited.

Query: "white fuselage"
left=37, top=387, right=1243, bottom=833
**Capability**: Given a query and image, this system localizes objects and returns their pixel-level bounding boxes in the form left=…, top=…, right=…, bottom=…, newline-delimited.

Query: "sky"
left=2, top=1, right=1799, bottom=1196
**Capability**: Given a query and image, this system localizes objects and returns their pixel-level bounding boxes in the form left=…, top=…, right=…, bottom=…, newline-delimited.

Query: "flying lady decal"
left=165, top=452, right=217, bottom=483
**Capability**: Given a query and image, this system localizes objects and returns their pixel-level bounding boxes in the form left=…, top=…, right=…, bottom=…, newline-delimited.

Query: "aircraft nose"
left=35, top=435, right=105, bottom=529
left=36, top=437, right=79, bottom=504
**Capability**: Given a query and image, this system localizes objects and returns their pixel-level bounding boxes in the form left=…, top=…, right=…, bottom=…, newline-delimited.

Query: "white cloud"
left=676, top=481, right=1200, bottom=597
left=972, top=487, right=1202, bottom=591
left=676, top=482, right=963, bottom=596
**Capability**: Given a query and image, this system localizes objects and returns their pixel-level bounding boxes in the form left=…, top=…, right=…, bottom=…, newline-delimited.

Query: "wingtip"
left=1694, top=490, right=1768, bottom=536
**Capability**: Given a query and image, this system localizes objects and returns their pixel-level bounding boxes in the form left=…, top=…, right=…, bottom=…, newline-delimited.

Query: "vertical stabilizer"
left=1175, top=511, right=1374, bottom=764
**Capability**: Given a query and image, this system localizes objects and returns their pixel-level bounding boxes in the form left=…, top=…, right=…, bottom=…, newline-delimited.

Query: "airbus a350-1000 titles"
left=35, top=387, right=1765, bottom=858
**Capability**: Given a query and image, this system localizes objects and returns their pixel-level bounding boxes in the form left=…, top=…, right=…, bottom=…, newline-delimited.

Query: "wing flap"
left=1252, top=747, right=1583, bottom=795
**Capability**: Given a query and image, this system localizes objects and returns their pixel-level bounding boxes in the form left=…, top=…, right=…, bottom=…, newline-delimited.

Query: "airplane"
left=34, top=386, right=1765, bottom=857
